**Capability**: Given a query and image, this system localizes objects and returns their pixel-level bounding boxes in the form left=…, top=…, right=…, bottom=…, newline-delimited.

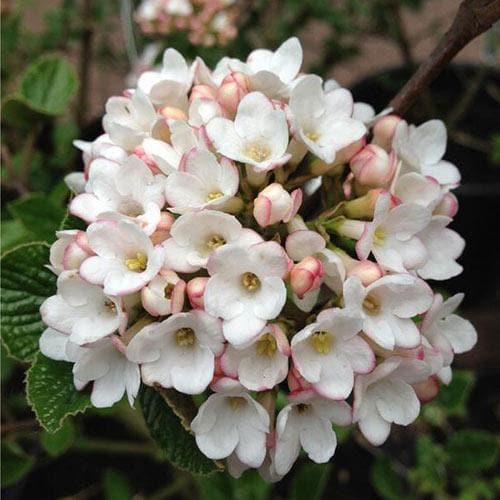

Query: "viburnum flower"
left=80, top=220, right=164, bottom=295
left=343, top=274, right=433, bottom=350
left=126, top=310, right=224, bottom=394
left=291, top=308, right=373, bottom=399
left=206, top=91, right=291, bottom=173
left=353, top=357, right=430, bottom=445
left=204, top=241, right=288, bottom=346
left=274, top=391, right=352, bottom=476
left=40, top=271, right=127, bottom=346
left=36, top=36, right=478, bottom=480
left=221, top=323, right=290, bottom=391
left=40, top=328, right=140, bottom=408
left=165, top=148, right=239, bottom=213
left=191, top=378, right=270, bottom=466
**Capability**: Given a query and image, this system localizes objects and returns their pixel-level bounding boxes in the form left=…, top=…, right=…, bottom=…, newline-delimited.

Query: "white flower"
left=291, top=308, right=373, bottom=399
left=420, top=293, right=477, bottom=368
left=204, top=242, right=288, bottom=346
left=343, top=274, right=433, bottom=350
left=165, top=149, right=239, bottom=213
left=289, top=75, right=366, bottom=163
left=40, top=328, right=140, bottom=408
left=393, top=119, right=460, bottom=188
left=206, top=92, right=291, bottom=172
left=416, top=215, right=465, bottom=280
left=70, top=156, right=166, bottom=235
left=73, top=133, right=128, bottom=172
left=126, top=310, right=224, bottom=394
left=221, top=323, right=290, bottom=391
left=141, top=269, right=186, bottom=316
left=253, top=183, right=302, bottom=227
left=137, top=48, right=192, bottom=107
left=162, top=210, right=259, bottom=273
left=356, top=192, right=431, bottom=272
left=40, top=271, right=127, bottom=346
left=274, top=392, right=351, bottom=476
left=285, top=229, right=346, bottom=312
left=142, top=120, right=205, bottom=175
left=48, top=230, right=93, bottom=274
left=191, top=379, right=270, bottom=467
left=103, top=90, right=157, bottom=150
left=353, top=356, right=430, bottom=445
left=393, top=172, right=442, bottom=210
left=80, top=220, right=164, bottom=296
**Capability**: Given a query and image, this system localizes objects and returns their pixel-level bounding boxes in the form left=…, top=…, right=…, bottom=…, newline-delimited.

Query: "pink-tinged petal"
left=284, top=189, right=303, bottom=222
left=285, top=230, right=325, bottom=261
left=253, top=195, right=272, bottom=227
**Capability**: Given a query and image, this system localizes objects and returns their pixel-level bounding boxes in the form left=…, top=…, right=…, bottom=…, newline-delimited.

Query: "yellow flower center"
left=244, top=143, right=271, bottom=162
left=373, top=227, right=386, bottom=246
left=305, top=130, right=320, bottom=142
left=362, top=295, right=380, bottom=315
left=125, top=252, right=148, bottom=272
left=164, top=283, right=174, bottom=299
left=206, top=191, right=224, bottom=202
left=297, top=403, right=310, bottom=415
left=175, top=327, right=195, bottom=347
left=241, top=272, right=261, bottom=292
left=104, top=300, right=116, bottom=312
left=255, top=332, right=277, bottom=357
left=310, top=330, right=333, bottom=354
left=228, top=396, right=246, bottom=410
left=206, top=234, right=226, bottom=251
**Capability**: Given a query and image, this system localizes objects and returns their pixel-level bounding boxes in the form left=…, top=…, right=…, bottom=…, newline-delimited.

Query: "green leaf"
left=0, top=219, right=33, bottom=254
left=1, top=344, right=15, bottom=381
left=139, top=386, right=221, bottom=475
left=20, top=55, right=78, bottom=115
left=102, top=468, right=132, bottom=500
left=40, top=419, right=76, bottom=457
left=198, top=470, right=271, bottom=500
left=26, top=352, right=91, bottom=433
left=409, top=436, right=447, bottom=495
left=371, top=456, right=406, bottom=500
left=446, top=431, right=499, bottom=472
left=1, top=95, right=48, bottom=129
left=8, top=193, right=65, bottom=242
left=1, top=441, right=35, bottom=487
left=289, top=462, right=331, bottom=500
left=1, top=243, right=56, bottom=362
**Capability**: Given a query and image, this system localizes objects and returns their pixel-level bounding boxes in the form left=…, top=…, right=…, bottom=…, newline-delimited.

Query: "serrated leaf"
left=1, top=243, right=56, bottom=362
left=289, top=462, right=331, bottom=500
left=20, top=55, right=78, bottom=115
left=446, top=430, right=499, bottom=472
left=139, top=386, right=221, bottom=475
left=409, top=435, right=447, bottom=495
left=102, top=468, right=132, bottom=500
left=26, top=352, right=90, bottom=433
left=40, top=419, right=76, bottom=457
left=8, top=193, right=65, bottom=242
left=1, top=441, right=35, bottom=487
left=371, top=457, right=406, bottom=500
left=0, top=219, right=33, bottom=254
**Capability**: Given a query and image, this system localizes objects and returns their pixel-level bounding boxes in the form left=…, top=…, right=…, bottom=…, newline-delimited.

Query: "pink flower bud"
left=434, top=192, right=459, bottom=218
left=149, top=212, right=175, bottom=245
left=346, top=260, right=383, bottom=286
left=290, top=256, right=324, bottom=298
left=159, top=106, right=187, bottom=121
left=189, top=84, right=217, bottom=102
left=350, top=144, right=397, bottom=188
left=253, top=183, right=302, bottom=227
left=413, top=376, right=440, bottom=403
left=217, top=72, right=249, bottom=117
left=141, top=270, right=185, bottom=316
left=333, top=137, right=366, bottom=166
left=287, top=364, right=312, bottom=395
left=372, top=114, right=401, bottom=152
left=187, top=277, right=209, bottom=309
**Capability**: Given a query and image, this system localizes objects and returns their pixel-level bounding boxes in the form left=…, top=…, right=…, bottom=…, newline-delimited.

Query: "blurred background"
left=1, top=1, right=499, bottom=498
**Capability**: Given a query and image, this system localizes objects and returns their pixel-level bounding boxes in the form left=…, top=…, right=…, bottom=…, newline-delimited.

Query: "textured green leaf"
left=40, top=419, right=76, bottom=457
left=103, top=468, right=132, bottom=500
left=290, top=462, right=331, bottom=500
left=435, top=370, right=475, bottom=417
left=8, top=193, right=65, bottom=242
left=409, top=436, right=447, bottom=495
left=1, top=219, right=33, bottom=254
left=20, top=55, right=78, bottom=115
left=26, top=352, right=91, bottom=433
left=198, top=470, right=271, bottom=500
left=371, top=457, right=406, bottom=500
left=446, top=431, right=499, bottom=472
left=139, top=386, right=221, bottom=475
left=1, top=95, right=48, bottom=129
left=1, top=441, right=35, bottom=487
left=1, top=243, right=56, bottom=362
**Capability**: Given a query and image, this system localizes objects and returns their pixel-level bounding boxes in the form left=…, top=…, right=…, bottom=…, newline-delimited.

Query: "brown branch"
left=389, top=0, right=500, bottom=116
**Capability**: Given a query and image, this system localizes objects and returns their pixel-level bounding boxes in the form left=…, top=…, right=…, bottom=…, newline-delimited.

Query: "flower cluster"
left=41, top=37, right=477, bottom=480
left=135, top=0, right=239, bottom=47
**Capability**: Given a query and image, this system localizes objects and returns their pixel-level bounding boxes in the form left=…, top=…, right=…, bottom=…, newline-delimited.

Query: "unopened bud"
left=287, top=365, right=312, bottom=395
left=347, top=260, right=383, bottom=286
left=434, top=192, right=458, bottom=218
left=413, top=377, right=440, bottom=403
left=253, top=183, right=302, bottom=227
left=350, top=144, right=397, bottom=189
left=159, top=106, right=187, bottom=121
left=217, top=72, right=249, bottom=118
left=150, top=212, right=175, bottom=245
left=290, top=256, right=324, bottom=298
left=372, top=114, right=401, bottom=152
left=187, top=277, right=209, bottom=309
left=189, top=84, right=217, bottom=102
